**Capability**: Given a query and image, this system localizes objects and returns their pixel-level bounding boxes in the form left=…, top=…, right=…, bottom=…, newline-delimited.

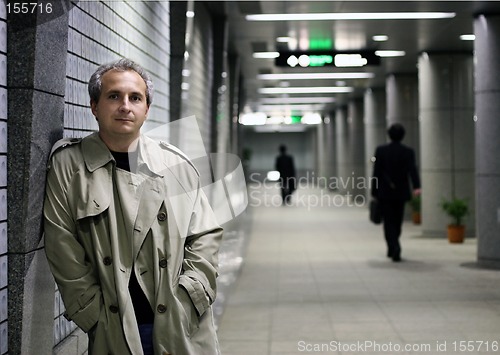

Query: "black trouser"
left=380, top=199, right=406, bottom=258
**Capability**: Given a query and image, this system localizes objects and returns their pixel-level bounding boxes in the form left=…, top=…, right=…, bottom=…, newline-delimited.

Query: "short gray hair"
left=88, top=58, right=154, bottom=106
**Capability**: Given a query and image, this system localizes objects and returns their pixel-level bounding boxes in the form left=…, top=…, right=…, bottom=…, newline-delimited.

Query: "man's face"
left=91, top=69, right=149, bottom=144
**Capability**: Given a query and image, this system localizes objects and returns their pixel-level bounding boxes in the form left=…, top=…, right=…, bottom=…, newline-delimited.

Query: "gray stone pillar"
left=7, top=8, right=69, bottom=355
left=335, top=106, right=348, bottom=193
left=169, top=1, right=188, bottom=123
left=386, top=74, right=419, bottom=164
left=364, top=88, right=387, bottom=200
left=347, top=99, right=365, bottom=198
left=419, top=52, right=475, bottom=238
left=316, top=120, right=326, bottom=183
left=211, top=12, right=228, bottom=156
left=475, top=14, right=500, bottom=267
left=324, top=113, right=336, bottom=187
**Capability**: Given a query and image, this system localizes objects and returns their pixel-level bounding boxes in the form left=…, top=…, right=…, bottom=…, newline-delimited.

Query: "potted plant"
left=409, top=194, right=421, bottom=224
left=440, top=197, right=469, bottom=243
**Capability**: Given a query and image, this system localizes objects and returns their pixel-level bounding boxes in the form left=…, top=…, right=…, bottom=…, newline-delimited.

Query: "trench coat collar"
left=81, top=132, right=166, bottom=177
left=81, top=133, right=114, bottom=172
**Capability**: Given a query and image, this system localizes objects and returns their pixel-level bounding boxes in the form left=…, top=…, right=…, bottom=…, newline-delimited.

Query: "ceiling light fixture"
left=252, top=52, right=280, bottom=59
left=375, top=50, right=406, bottom=57
left=372, top=35, right=389, bottom=41
left=277, top=37, right=292, bottom=43
left=246, top=12, right=456, bottom=21
left=258, top=104, right=326, bottom=112
left=259, top=97, right=336, bottom=104
left=460, top=34, right=475, bottom=41
left=257, top=73, right=374, bottom=80
left=259, top=87, right=354, bottom=94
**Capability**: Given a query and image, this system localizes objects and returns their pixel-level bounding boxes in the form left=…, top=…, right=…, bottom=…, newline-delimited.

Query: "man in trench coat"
left=44, top=58, right=223, bottom=354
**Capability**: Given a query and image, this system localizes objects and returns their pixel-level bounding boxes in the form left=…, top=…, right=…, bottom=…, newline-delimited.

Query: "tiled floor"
left=216, top=185, right=500, bottom=355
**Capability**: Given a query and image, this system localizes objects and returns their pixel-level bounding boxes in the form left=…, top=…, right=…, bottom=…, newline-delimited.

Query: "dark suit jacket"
left=372, top=141, right=420, bottom=201
left=275, top=153, right=296, bottom=190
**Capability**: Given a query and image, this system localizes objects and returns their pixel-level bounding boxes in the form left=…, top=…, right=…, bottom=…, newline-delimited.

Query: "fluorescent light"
left=254, top=125, right=306, bottom=133
left=460, top=34, right=475, bottom=41
left=372, top=35, right=389, bottom=41
left=301, top=113, right=322, bottom=125
left=259, top=97, right=336, bottom=104
left=259, top=87, right=354, bottom=94
left=252, top=52, right=280, bottom=59
left=257, top=73, right=374, bottom=80
left=186, top=11, right=195, bottom=18
left=267, top=171, right=280, bottom=181
left=258, top=104, right=325, bottom=112
left=277, top=37, right=292, bottom=43
left=246, top=12, right=456, bottom=21
left=375, top=50, right=406, bottom=57
left=238, top=112, right=267, bottom=125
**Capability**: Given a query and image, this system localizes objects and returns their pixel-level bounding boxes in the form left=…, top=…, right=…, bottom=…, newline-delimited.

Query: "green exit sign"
left=309, top=55, right=333, bottom=66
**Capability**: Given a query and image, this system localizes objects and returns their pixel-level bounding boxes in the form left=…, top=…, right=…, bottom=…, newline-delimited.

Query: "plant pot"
left=447, top=225, right=465, bottom=243
left=412, top=211, right=421, bottom=224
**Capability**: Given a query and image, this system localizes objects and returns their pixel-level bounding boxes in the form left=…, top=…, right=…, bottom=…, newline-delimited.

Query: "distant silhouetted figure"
left=275, top=144, right=296, bottom=205
left=372, top=124, right=421, bottom=262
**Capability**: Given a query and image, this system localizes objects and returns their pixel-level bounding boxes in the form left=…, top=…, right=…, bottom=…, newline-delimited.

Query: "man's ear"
left=90, top=100, right=98, bottom=118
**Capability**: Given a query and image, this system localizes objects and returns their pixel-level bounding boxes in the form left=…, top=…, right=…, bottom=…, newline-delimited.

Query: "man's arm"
left=43, top=155, right=102, bottom=332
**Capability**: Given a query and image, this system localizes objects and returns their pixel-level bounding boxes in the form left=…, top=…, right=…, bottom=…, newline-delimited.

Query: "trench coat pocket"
left=175, top=282, right=200, bottom=336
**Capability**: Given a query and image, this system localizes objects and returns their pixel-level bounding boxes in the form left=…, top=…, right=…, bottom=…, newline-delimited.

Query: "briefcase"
left=369, top=199, right=382, bottom=224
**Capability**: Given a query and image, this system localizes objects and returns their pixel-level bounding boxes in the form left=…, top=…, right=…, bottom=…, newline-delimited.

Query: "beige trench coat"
left=44, top=133, right=223, bottom=355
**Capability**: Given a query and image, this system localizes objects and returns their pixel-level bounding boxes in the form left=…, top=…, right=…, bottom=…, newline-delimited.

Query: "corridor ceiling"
left=222, top=1, right=500, bottom=120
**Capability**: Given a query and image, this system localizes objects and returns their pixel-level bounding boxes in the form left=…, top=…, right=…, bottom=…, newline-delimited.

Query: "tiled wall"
left=55, top=0, right=170, bottom=347
left=0, top=0, right=6, bottom=353
left=64, top=0, right=170, bottom=138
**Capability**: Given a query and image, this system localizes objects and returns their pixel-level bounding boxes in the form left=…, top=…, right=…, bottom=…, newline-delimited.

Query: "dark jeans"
left=138, top=323, right=154, bottom=355
left=380, top=199, right=406, bottom=258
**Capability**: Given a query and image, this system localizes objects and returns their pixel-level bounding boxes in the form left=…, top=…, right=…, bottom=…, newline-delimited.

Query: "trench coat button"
left=157, top=304, right=167, bottom=313
left=103, top=256, right=112, bottom=266
left=157, top=211, right=167, bottom=221
left=159, top=258, right=167, bottom=268
left=109, top=305, right=119, bottom=313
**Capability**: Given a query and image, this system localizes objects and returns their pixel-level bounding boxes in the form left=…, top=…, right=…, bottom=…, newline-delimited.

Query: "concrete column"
left=211, top=12, right=228, bottom=156
left=364, top=88, right=387, bottom=200
left=335, top=106, right=348, bottom=193
left=346, top=99, right=365, bottom=198
left=419, top=52, right=475, bottom=237
left=7, top=7, right=69, bottom=354
left=169, top=1, right=188, bottom=123
left=386, top=74, right=419, bottom=164
left=228, top=53, right=241, bottom=155
left=324, top=113, right=336, bottom=187
left=316, top=120, right=326, bottom=183
left=474, top=14, right=500, bottom=267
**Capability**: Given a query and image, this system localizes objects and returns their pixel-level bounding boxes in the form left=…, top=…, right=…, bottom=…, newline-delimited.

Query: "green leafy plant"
left=441, top=197, right=469, bottom=226
left=409, top=194, right=421, bottom=212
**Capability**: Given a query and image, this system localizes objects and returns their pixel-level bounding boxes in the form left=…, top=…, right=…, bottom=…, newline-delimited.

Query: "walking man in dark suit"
left=372, top=124, right=421, bottom=262
left=275, top=144, right=296, bottom=205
